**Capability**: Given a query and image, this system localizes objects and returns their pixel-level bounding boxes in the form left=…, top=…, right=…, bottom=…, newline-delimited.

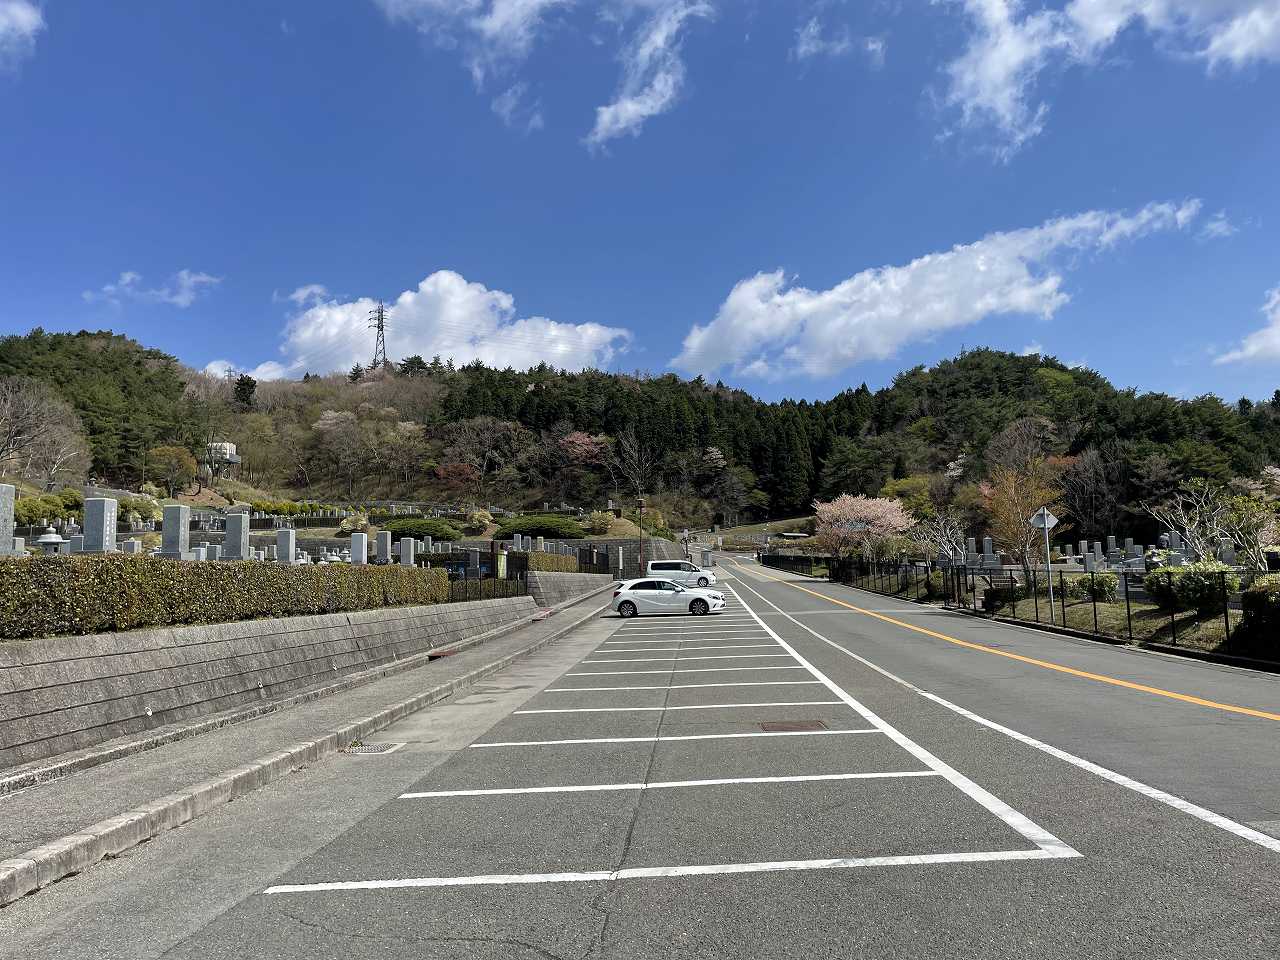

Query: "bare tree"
left=1143, top=479, right=1228, bottom=561
left=985, top=416, right=1057, bottom=472
left=1060, top=448, right=1122, bottom=542
left=25, top=416, right=91, bottom=490
left=611, top=426, right=655, bottom=498
left=909, top=511, right=967, bottom=560
left=0, top=377, right=82, bottom=475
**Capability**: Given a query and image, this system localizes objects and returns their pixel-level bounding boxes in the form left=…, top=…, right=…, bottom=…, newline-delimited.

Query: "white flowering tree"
left=812, top=494, right=915, bottom=560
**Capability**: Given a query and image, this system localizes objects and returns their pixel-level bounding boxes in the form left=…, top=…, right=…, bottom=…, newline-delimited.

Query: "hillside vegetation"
left=4, top=329, right=1280, bottom=538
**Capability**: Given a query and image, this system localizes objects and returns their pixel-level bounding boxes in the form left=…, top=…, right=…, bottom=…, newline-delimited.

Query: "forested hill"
left=3, top=328, right=1279, bottom=529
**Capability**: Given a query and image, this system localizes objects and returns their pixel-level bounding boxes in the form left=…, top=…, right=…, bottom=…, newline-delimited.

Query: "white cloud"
left=1199, top=209, right=1237, bottom=239
left=942, top=0, right=1280, bottom=155
left=491, top=80, right=545, bottom=130
left=82, top=269, right=221, bottom=309
left=207, top=269, right=631, bottom=380
left=864, top=35, right=886, bottom=68
left=1020, top=341, right=1044, bottom=355
left=283, top=283, right=331, bottom=307
left=585, top=1, right=713, bottom=147
left=793, top=17, right=852, bottom=60
left=1213, top=285, right=1280, bottom=364
left=0, top=0, right=42, bottom=72
left=671, top=199, right=1201, bottom=379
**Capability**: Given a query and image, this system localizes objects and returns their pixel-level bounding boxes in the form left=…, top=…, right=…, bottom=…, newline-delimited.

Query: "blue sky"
left=1, top=0, right=1278, bottom=402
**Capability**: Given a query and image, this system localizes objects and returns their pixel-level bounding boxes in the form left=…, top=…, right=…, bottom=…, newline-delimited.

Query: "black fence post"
left=1221, top=572, right=1231, bottom=645
left=1169, top=572, right=1177, bottom=645
left=1123, top=572, right=1133, bottom=641
left=1090, top=572, right=1099, bottom=635
left=1031, top=570, right=1040, bottom=623
left=1059, top=572, right=1067, bottom=627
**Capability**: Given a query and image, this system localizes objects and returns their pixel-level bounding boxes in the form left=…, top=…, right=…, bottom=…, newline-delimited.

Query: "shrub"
left=338, top=512, right=369, bottom=534
left=0, top=555, right=450, bottom=640
left=463, top=510, right=494, bottom=535
left=583, top=510, right=614, bottom=535
left=1064, top=573, right=1118, bottom=603
left=923, top=570, right=948, bottom=599
left=1144, top=562, right=1240, bottom=613
left=521, top=551, right=579, bottom=573
left=983, top=583, right=1026, bottom=611
left=380, top=517, right=463, bottom=542
left=138, top=482, right=164, bottom=499
left=494, top=514, right=586, bottom=540
left=1238, top=574, right=1280, bottom=644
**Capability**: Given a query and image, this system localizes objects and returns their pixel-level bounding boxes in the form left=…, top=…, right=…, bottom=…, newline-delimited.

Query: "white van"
left=645, top=559, right=717, bottom=587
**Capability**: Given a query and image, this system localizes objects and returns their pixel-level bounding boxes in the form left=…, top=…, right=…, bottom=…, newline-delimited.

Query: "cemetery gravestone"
left=277, top=529, right=297, bottom=565
left=69, top=535, right=84, bottom=554
left=350, top=532, right=368, bottom=565
left=400, top=538, right=416, bottom=566
left=83, top=497, right=118, bottom=553
left=225, top=513, right=250, bottom=561
left=0, top=483, right=19, bottom=556
left=122, top=540, right=142, bottom=554
left=162, top=505, right=191, bottom=559
left=376, top=531, right=392, bottom=562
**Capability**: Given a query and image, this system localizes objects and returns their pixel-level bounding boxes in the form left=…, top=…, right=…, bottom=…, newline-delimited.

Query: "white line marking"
left=513, top=701, right=843, bottom=714
left=263, top=849, right=1067, bottom=894
left=469, top=729, right=882, bottom=748
left=400, top=770, right=940, bottom=798
left=567, top=666, right=810, bottom=676
left=580, top=654, right=795, bottom=663
left=729, top=574, right=1280, bottom=857
left=596, top=644, right=778, bottom=653
left=545, top=681, right=824, bottom=692
left=601, top=640, right=768, bottom=647
left=724, top=584, right=1079, bottom=860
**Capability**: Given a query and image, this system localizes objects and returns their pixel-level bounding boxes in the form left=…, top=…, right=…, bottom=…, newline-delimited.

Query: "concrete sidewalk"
left=0, top=589, right=614, bottom=905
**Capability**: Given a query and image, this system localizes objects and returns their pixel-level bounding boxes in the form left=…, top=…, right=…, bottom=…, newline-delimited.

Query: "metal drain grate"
left=344, top=742, right=407, bottom=755
left=759, top=720, right=828, bottom=732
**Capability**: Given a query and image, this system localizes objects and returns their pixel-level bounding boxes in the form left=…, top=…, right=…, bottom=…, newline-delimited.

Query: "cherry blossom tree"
left=812, top=494, right=915, bottom=560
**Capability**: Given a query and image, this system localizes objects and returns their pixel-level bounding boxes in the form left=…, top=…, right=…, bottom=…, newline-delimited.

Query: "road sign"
left=1029, top=508, right=1058, bottom=530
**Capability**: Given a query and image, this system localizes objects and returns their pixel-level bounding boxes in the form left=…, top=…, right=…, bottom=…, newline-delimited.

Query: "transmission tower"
left=368, top=301, right=389, bottom=369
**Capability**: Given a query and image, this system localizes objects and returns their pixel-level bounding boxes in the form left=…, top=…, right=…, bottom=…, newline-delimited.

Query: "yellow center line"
left=730, top=558, right=1280, bottom=723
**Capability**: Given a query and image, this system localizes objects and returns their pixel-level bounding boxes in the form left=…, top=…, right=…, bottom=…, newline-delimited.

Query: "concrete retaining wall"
left=0, top=596, right=537, bottom=769
left=527, top=572, right=616, bottom=608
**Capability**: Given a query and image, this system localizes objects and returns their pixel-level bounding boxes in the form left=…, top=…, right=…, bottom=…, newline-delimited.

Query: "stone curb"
left=0, top=595, right=591, bottom=797
left=0, top=587, right=613, bottom=908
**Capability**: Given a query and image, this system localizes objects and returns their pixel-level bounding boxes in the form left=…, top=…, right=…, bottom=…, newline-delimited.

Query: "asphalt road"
left=4, top=559, right=1279, bottom=959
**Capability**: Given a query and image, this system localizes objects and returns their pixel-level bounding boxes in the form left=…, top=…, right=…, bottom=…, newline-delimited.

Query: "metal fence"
left=446, top=567, right=529, bottom=602
left=822, top=559, right=1264, bottom=655
left=760, top=553, right=831, bottom=578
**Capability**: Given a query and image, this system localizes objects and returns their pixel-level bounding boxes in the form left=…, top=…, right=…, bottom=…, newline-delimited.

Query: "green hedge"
left=1144, top=562, right=1240, bottom=613
left=380, top=517, right=463, bottom=542
left=1238, top=574, right=1280, bottom=631
left=493, top=514, right=585, bottom=540
left=520, top=551, right=579, bottom=573
left=0, top=555, right=450, bottom=640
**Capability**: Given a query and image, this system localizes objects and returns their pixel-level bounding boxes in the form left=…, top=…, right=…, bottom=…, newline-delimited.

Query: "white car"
left=645, top=559, right=717, bottom=587
left=612, top=579, right=726, bottom=617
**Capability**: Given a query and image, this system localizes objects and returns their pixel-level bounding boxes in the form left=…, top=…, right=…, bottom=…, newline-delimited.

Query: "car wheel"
left=618, top=601, right=638, bottom=618
left=697, top=577, right=709, bottom=587
left=690, top=599, right=709, bottom=616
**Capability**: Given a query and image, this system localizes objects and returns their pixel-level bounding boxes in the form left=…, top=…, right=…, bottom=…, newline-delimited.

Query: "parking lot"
left=262, top=587, right=1077, bottom=896
left=26, top=561, right=1278, bottom=959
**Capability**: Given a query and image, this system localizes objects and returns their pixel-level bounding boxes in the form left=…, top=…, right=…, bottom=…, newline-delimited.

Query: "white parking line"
left=468, top=729, right=882, bottom=748
left=513, top=701, right=844, bottom=714
left=580, top=654, right=796, bottom=663
left=264, top=849, right=1071, bottom=894
left=567, top=666, right=810, bottom=675
left=602, top=637, right=768, bottom=644
left=544, top=681, right=824, bottom=692
left=596, top=644, right=778, bottom=653
left=400, top=770, right=940, bottom=799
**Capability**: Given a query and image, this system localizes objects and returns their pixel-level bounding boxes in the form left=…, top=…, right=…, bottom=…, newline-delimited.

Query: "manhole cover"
left=345, top=742, right=407, bottom=755
left=759, top=720, right=827, bottom=732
